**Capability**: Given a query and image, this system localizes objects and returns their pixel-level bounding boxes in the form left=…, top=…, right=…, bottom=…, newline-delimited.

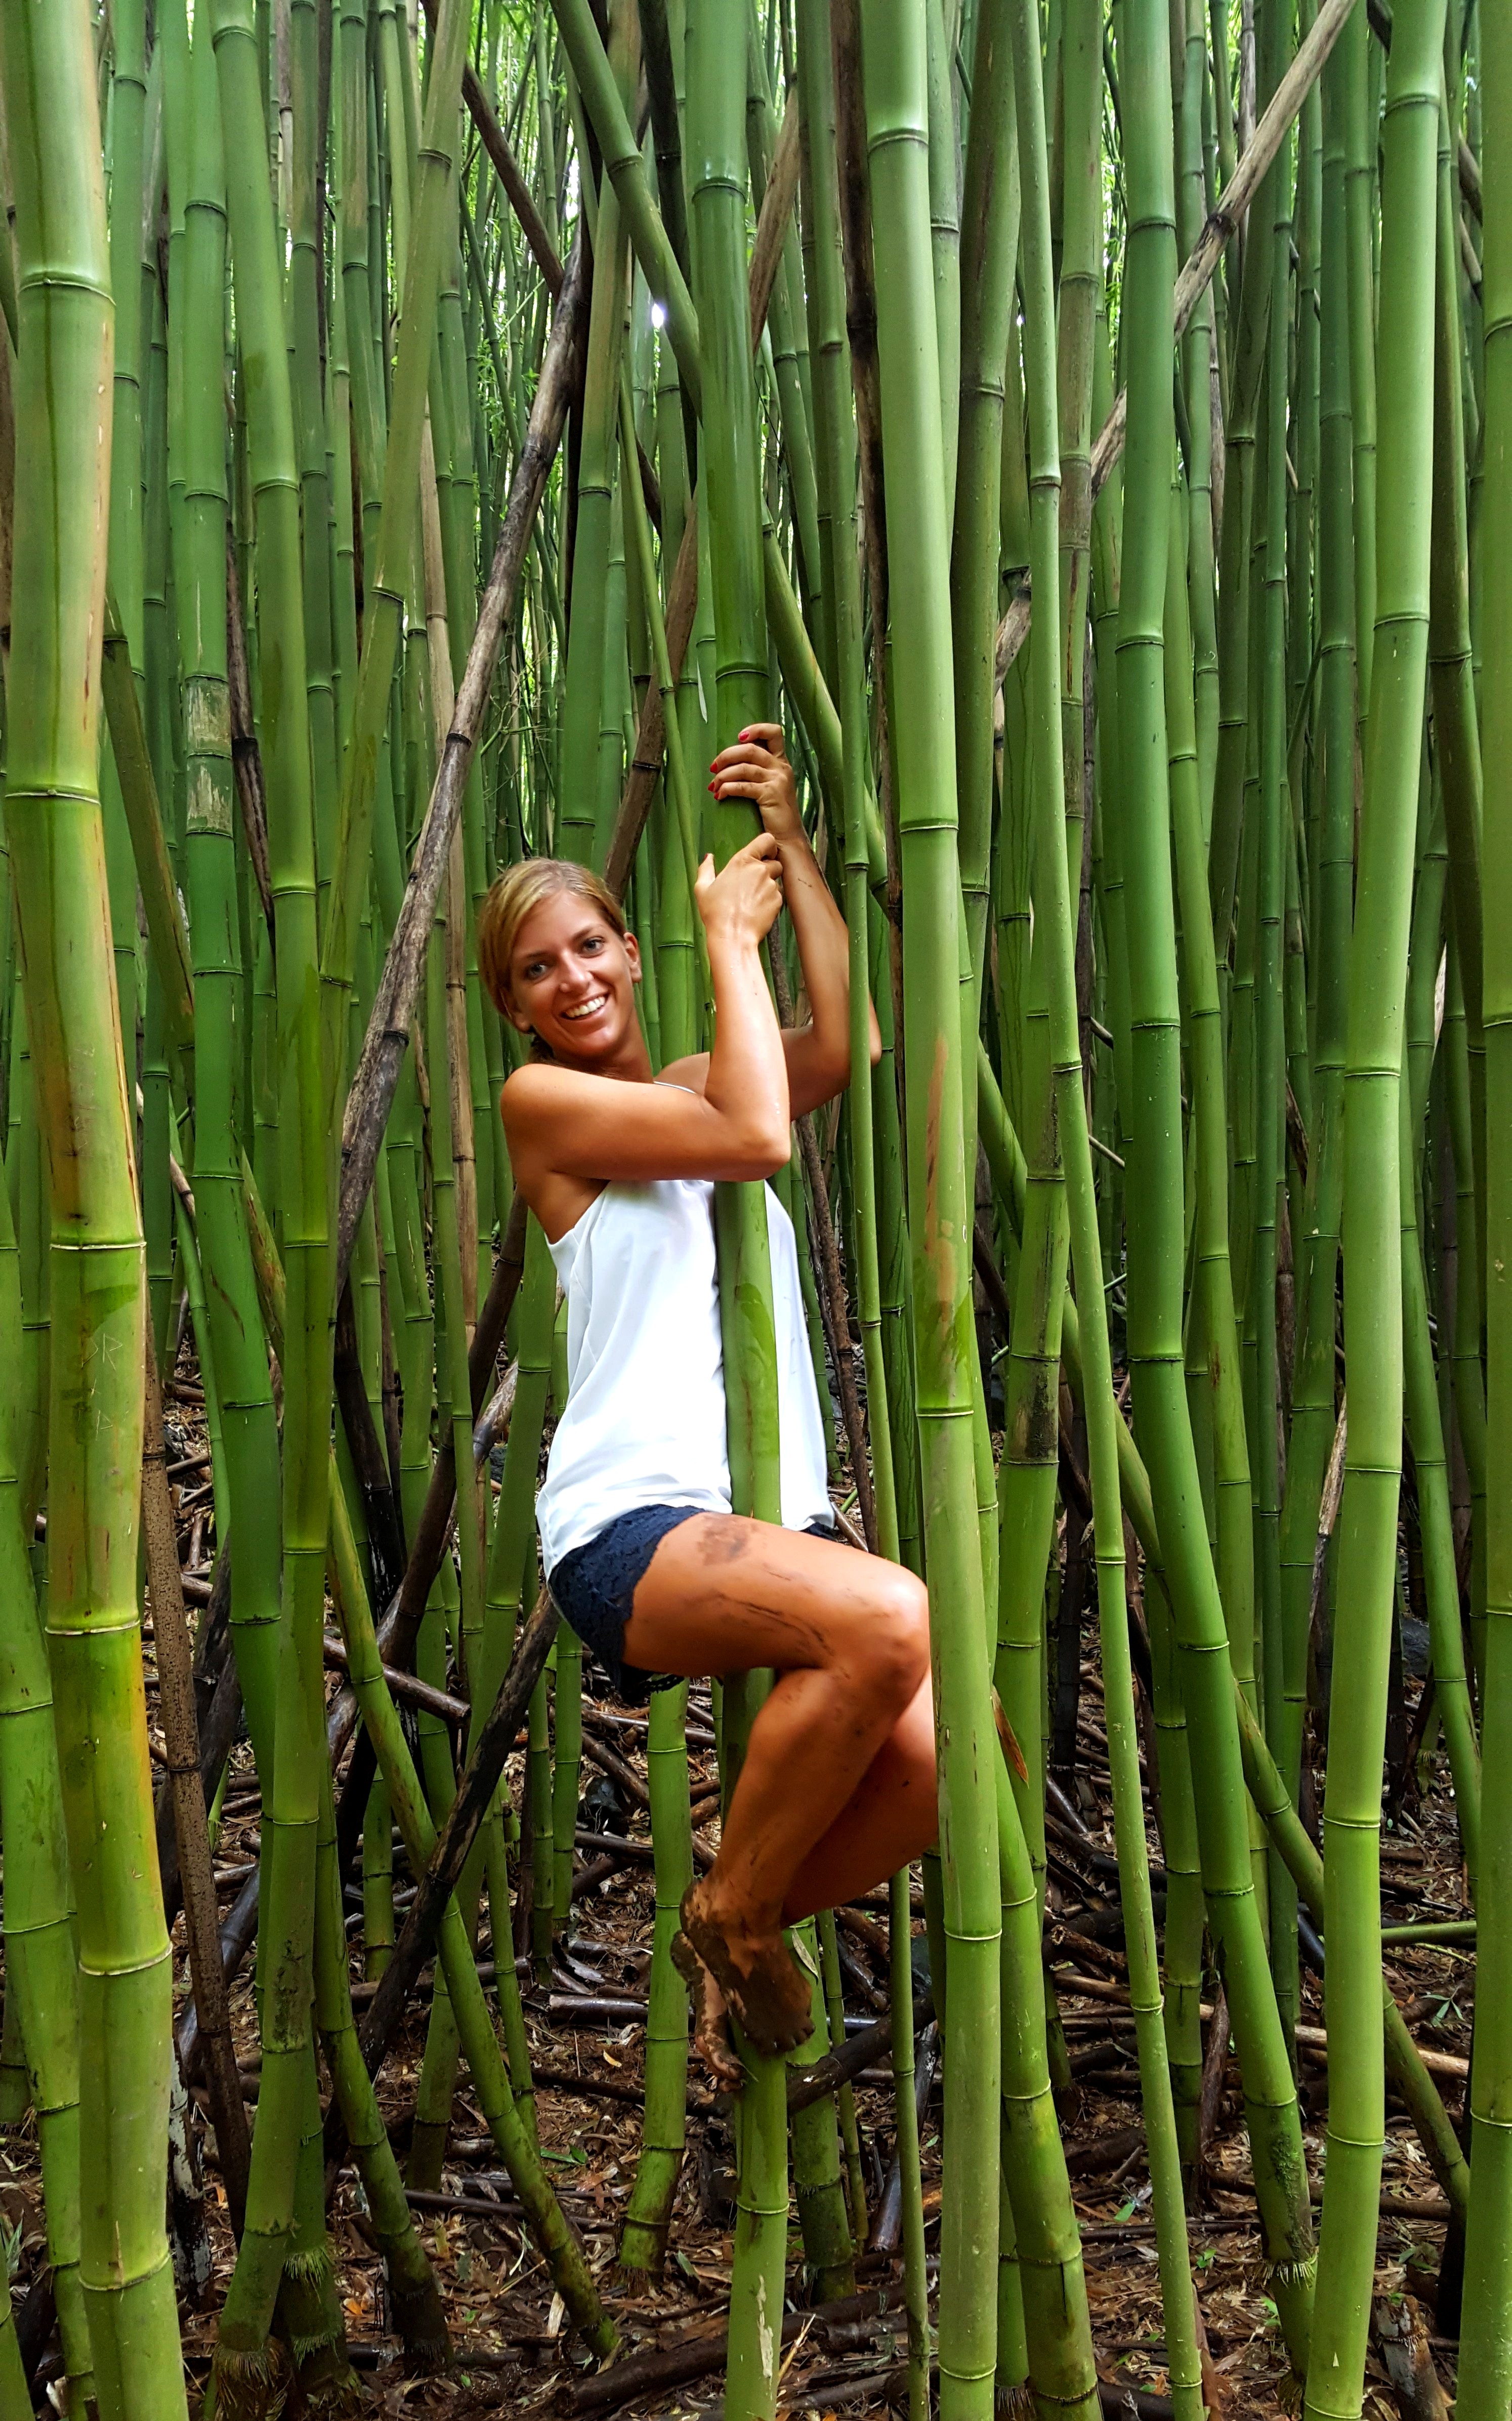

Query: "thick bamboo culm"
left=0, top=1, right=1498, bottom=2416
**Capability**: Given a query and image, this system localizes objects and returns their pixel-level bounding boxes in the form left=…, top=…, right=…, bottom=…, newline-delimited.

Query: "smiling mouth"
left=561, top=993, right=609, bottom=1022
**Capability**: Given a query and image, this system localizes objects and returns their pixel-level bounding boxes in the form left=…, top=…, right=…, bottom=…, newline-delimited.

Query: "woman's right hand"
left=695, top=832, right=784, bottom=950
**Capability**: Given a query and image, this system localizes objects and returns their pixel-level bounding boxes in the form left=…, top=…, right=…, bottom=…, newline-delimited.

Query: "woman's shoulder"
left=499, top=1055, right=583, bottom=1134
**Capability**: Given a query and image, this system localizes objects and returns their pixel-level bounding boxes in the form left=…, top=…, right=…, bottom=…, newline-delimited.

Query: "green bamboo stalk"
left=1232, top=1686, right=1472, bottom=2225
left=208, top=0, right=334, bottom=2391
left=1289, top=0, right=1324, bottom=753
left=950, top=0, right=1019, bottom=993
left=321, top=0, right=469, bottom=1032
left=0, top=1996, right=25, bottom=2133
left=288, top=0, right=340, bottom=912
left=1161, top=473, right=1243, bottom=2168
left=1342, top=0, right=1377, bottom=736
left=141, top=249, right=177, bottom=1386
left=162, top=0, right=283, bottom=1787
left=923, top=0, right=959, bottom=519
left=527, top=1663, right=555, bottom=1981
left=618, top=1676, right=695, bottom=2273
left=1178, top=0, right=1220, bottom=834
left=1057, top=0, right=1102, bottom=902
left=1168, top=447, right=1254, bottom=1737
left=1205, top=3, right=1277, bottom=960
left=478, top=1220, right=556, bottom=2108
left=8, top=992, right=48, bottom=1544
left=744, top=29, right=823, bottom=643
left=331, top=1551, right=614, bottom=2349
left=787, top=1932, right=856, bottom=2302
left=1454, top=0, right=1512, bottom=2405
left=0, top=1173, right=92, bottom=2405
left=554, top=12, right=633, bottom=869
left=610, top=380, right=701, bottom=2274
left=248, top=1161, right=610, bottom=2351
left=860, top=6, right=1002, bottom=2410
left=813, top=1911, right=869, bottom=2246
left=1429, top=78, right=1486, bottom=1340
left=954, top=0, right=1062, bottom=1920
left=312, top=1762, right=448, bottom=2365
left=1274, top=13, right=1354, bottom=1984
left=1304, top=5, right=1447, bottom=2411
left=1253, top=81, right=1296, bottom=2038
left=101, top=0, right=148, bottom=1037
left=685, top=0, right=790, bottom=2406
left=1006, top=9, right=1200, bottom=2403
left=795, top=10, right=924, bottom=2377
left=993, top=945, right=1067, bottom=1910
left=1112, top=0, right=1316, bottom=2367
left=362, top=1775, right=395, bottom=1980
left=551, top=1626, right=584, bottom=1933
left=406, top=897, right=475, bottom=2181
left=1400, top=1014, right=1481, bottom=1875
left=0, top=4, right=188, bottom=2407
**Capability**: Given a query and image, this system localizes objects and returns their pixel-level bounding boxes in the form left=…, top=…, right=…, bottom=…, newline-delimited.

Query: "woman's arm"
left=694, top=725, right=880, bottom=1117
left=503, top=834, right=793, bottom=1193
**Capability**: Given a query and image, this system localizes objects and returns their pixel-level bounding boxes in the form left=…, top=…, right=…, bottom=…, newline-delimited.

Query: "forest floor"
left=0, top=1363, right=1475, bottom=2419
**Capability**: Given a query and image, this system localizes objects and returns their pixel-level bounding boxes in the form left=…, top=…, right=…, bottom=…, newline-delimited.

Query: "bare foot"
left=680, top=1879, right=814, bottom=2060
left=670, top=1931, right=744, bottom=2089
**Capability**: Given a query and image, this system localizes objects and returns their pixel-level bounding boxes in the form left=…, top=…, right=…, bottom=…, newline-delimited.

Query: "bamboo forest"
left=1, top=0, right=1510, bottom=2416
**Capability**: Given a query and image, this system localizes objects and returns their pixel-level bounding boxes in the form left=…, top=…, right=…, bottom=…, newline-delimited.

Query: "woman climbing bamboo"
left=483, top=726, right=937, bottom=2076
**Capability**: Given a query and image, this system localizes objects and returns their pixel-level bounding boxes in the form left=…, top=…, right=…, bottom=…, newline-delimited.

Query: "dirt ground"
left=0, top=1378, right=1473, bottom=2418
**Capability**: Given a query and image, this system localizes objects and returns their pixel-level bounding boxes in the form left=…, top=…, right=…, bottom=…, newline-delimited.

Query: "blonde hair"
left=477, top=857, right=627, bottom=1029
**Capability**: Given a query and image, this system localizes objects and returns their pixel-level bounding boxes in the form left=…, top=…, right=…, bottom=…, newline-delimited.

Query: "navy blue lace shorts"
left=547, top=1503, right=837, bottom=1706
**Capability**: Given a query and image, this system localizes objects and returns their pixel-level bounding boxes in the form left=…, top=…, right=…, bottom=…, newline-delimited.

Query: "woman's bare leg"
left=619, top=1515, right=932, bottom=2049
left=780, top=1675, right=936, bottom=1925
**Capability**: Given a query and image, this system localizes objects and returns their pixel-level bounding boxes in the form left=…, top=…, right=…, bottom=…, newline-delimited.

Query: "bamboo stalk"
left=141, top=1331, right=252, bottom=2231
left=1305, top=4, right=1446, bottom=2408
left=860, top=8, right=1002, bottom=2413
left=1456, top=0, right=1512, bottom=2405
left=1113, top=0, right=1317, bottom=2367
left=338, top=242, right=586, bottom=1282
left=994, top=0, right=1363, bottom=686
left=0, top=4, right=188, bottom=2406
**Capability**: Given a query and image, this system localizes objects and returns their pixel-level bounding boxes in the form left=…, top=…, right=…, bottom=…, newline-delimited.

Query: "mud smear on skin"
left=682, top=1878, right=814, bottom=2058
left=686, top=1589, right=891, bottom=1696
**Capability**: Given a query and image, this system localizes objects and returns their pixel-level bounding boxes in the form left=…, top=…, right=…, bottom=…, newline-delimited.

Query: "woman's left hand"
left=709, top=724, right=805, bottom=849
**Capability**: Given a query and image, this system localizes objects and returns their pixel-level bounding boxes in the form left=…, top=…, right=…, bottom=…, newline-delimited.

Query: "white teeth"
left=563, top=994, right=608, bottom=1021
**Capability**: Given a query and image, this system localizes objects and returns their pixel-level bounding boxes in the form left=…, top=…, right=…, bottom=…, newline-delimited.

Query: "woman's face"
left=506, top=888, right=642, bottom=1064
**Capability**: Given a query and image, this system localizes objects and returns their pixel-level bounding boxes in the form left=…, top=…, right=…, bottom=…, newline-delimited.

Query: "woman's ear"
left=624, top=932, right=644, bottom=986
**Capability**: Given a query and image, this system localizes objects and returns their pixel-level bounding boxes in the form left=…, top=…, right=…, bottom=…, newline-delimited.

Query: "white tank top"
left=534, top=1176, right=833, bottom=1576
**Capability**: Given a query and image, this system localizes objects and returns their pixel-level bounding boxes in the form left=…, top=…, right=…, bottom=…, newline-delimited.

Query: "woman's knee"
left=864, top=1567, right=931, bottom=1712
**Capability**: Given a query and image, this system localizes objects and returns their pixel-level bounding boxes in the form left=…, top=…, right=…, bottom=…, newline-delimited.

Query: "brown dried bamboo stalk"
left=330, top=1190, right=531, bottom=1887
left=421, top=0, right=564, bottom=297
left=353, top=1588, right=561, bottom=2079
left=320, top=1635, right=470, bottom=1726
left=336, top=237, right=587, bottom=1287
